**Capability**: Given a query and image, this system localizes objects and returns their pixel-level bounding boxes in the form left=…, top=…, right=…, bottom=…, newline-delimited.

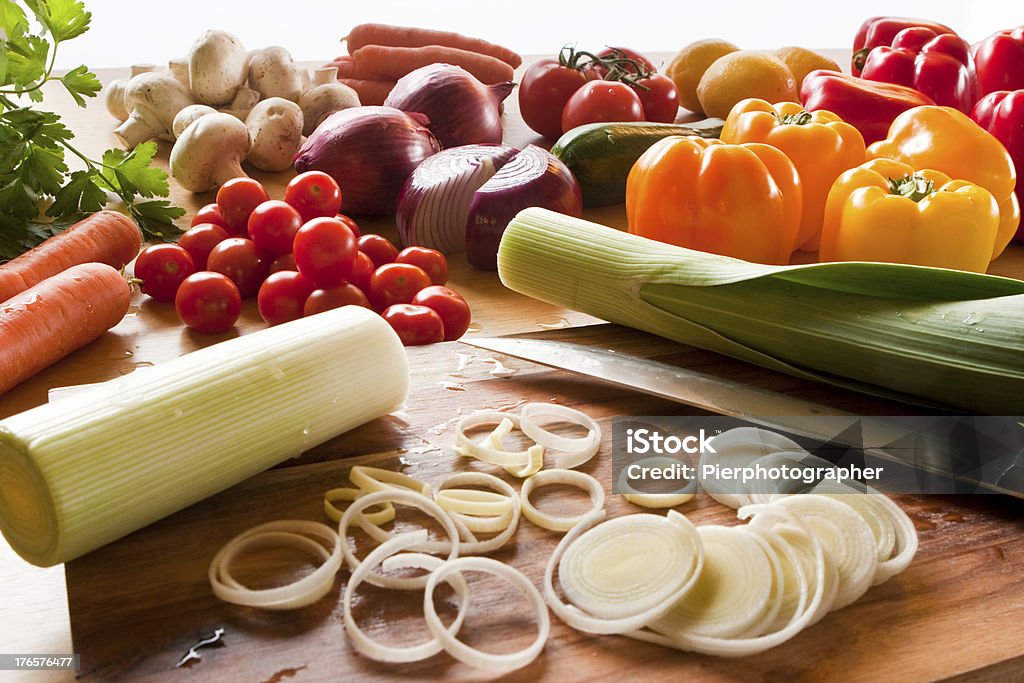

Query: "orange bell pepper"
left=625, top=136, right=802, bottom=265
left=868, top=105, right=1019, bottom=259
left=721, top=98, right=866, bottom=252
left=821, top=158, right=1000, bottom=272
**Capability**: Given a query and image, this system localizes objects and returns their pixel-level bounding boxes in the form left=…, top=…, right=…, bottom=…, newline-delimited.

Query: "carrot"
left=338, top=78, right=397, bottom=106
left=345, top=23, right=522, bottom=69
left=0, top=263, right=131, bottom=396
left=352, top=44, right=515, bottom=85
left=331, top=58, right=380, bottom=81
left=0, top=211, right=142, bottom=304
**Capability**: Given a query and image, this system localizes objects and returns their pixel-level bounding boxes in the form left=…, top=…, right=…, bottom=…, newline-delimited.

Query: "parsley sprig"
left=0, top=0, right=184, bottom=261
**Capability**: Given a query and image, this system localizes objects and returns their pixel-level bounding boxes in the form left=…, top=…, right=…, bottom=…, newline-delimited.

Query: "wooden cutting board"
left=65, top=325, right=1024, bottom=682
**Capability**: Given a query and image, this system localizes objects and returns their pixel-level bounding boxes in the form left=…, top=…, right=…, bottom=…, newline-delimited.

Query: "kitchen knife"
left=461, top=336, right=1024, bottom=497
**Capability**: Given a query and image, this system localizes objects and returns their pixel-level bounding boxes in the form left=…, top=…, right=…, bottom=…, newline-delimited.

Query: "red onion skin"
left=293, top=106, right=441, bottom=216
left=465, top=146, right=583, bottom=270
left=384, top=64, right=514, bottom=148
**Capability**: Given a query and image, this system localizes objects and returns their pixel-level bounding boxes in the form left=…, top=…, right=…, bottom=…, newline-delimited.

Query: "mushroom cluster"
left=103, top=30, right=361, bottom=192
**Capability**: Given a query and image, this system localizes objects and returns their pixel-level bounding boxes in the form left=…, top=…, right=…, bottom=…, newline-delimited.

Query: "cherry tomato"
left=248, top=200, right=303, bottom=257
left=519, top=57, right=589, bottom=139
left=283, top=171, right=343, bottom=223
left=303, top=284, right=371, bottom=316
left=175, top=271, right=242, bottom=334
left=562, top=80, right=646, bottom=133
left=395, top=246, right=448, bottom=285
left=348, top=251, right=375, bottom=292
left=293, top=217, right=358, bottom=288
left=368, top=263, right=433, bottom=310
left=191, top=203, right=230, bottom=232
left=382, top=304, right=445, bottom=346
left=207, top=237, right=269, bottom=298
left=335, top=213, right=361, bottom=238
left=257, top=270, right=317, bottom=326
left=179, top=223, right=229, bottom=271
left=270, top=252, right=297, bottom=274
left=634, top=73, right=679, bottom=123
left=358, top=233, right=399, bottom=268
left=134, top=244, right=195, bottom=302
left=216, top=178, right=269, bottom=235
left=585, top=47, right=657, bottom=80
left=412, top=285, right=471, bottom=341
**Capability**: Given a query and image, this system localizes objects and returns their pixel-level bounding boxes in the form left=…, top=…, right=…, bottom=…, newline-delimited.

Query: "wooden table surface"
left=2, top=53, right=1024, bottom=683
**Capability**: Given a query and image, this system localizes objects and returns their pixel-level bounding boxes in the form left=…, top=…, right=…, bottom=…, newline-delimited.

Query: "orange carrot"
left=338, top=78, right=397, bottom=106
left=331, top=57, right=380, bottom=81
left=345, top=23, right=522, bottom=69
left=0, top=263, right=131, bottom=396
left=352, top=44, right=515, bottom=85
left=0, top=211, right=142, bottom=304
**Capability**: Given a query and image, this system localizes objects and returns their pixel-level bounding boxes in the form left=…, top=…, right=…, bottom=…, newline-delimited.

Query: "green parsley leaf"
left=0, top=174, right=39, bottom=218
left=47, top=168, right=105, bottom=216
left=3, top=30, right=50, bottom=89
left=101, top=141, right=168, bottom=198
left=24, top=0, right=90, bottom=43
left=130, top=199, right=185, bottom=242
left=20, top=143, right=66, bottom=194
left=0, top=0, right=29, bottom=35
left=59, top=64, right=100, bottom=105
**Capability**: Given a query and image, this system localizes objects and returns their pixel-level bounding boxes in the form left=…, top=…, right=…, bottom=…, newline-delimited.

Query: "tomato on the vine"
left=585, top=47, right=656, bottom=80
left=175, top=272, right=242, bottom=334
left=216, top=178, right=269, bottom=235
left=382, top=304, right=445, bottom=346
left=562, top=80, right=646, bottom=132
left=634, top=73, right=680, bottom=123
left=207, top=237, right=269, bottom=298
left=293, top=217, right=358, bottom=288
left=303, top=284, right=371, bottom=316
left=257, top=270, right=317, bottom=326
left=248, top=200, right=303, bottom=257
left=179, top=223, right=229, bottom=271
left=283, top=171, right=343, bottom=223
left=368, top=263, right=432, bottom=309
left=518, top=46, right=593, bottom=140
left=412, top=285, right=471, bottom=341
left=134, top=244, right=195, bottom=302
left=395, top=246, right=448, bottom=285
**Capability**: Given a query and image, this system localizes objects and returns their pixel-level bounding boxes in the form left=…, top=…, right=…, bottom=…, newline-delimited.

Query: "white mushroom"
left=170, top=113, right=251, bottom=193
left=247, top=46, right=305, bottom=102
left=113, top=72, right=195, bottom=147
left=168, top=57, right=190, bottom=90
left=189, top=30, right=248, bottom=106
left=172, top=104, right=217, bottom=138
left=220, top=85, right=261, bottom=121
left=102, top=64, right=158, bottom=123
left=245, top=97, right=304, bottom=172
left=298, top=67, right=360, bottom=136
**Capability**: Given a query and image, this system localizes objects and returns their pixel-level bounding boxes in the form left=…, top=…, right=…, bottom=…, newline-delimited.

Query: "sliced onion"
left=349, top=465, right=432, bottom=496
left=434, top=471, right=520, bottom=554
left=385, top=64, right=514, bottom=148
left=423, top=555, right=550, bottom=673
left=396, top=144, right=518, bottom=252
left=294, top=106, right=441, bottom=215
left=324, top=486, right=396, bottom=526
left=209, top=520, right=342, bottom=610
left=520, top=402, right=601, bottom=469
left=698, top=427, right=806, bottom=508
left=465, top=145, right=582, bottom=271
left=545, top=510, right=703, bottom=634
left=745, top=450, right=835, bottom=503
left=618, top=455, right=697, bottom=508
left=520, top=469, right=605, bottom=532
left=455, top=411, right=534, bottom=468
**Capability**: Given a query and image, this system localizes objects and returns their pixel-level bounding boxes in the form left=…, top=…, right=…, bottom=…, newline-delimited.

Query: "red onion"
left=466, top=145, right=582, bottom=271
left=384, top=64, right=514, bottom=148
left=396, top=144, right=518, bottom=253
left=293, top=106, right=441, bottom=216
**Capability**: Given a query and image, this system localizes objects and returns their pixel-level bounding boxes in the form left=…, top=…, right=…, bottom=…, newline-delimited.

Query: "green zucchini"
left=552, top=119, right=725, bottom=208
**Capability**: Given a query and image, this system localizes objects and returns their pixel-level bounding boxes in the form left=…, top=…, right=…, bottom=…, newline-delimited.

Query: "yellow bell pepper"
left=820, top=158, right=1000, bottom=273
left=868, top=105, right=1019, bottom=259
left=625, top=136, right=802, bottom=265
left=721, top=99, right=866, bottom=252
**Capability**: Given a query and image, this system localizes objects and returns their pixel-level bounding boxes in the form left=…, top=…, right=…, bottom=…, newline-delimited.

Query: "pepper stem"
left=775, top=110, right=814, bottom=125
left=888, top=174, right=936, bottom=202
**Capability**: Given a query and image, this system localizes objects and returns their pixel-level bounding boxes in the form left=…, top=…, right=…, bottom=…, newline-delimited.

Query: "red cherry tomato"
left=368, top=263, right=433, bottom=309
left=207, top=237, right=269, bottom=298
left=335, top=213, right=361, bottom=238
left=293, top=217, right=358, bottom=288
left=134, top=244, right=195, bottom=302
left=175, top=271, right=242, bottom=334
left=395, top=246, right=448, bottom=285
left=634, top=73, right=679, bottom=123
left=411, top=285, right=472, bottom=341
left=303, top=284, right=371, bottom=316
left=585, top=47, right=657, bottom=80
left=270, top=252, right=297, bottom=274
left=179, top=223, right=229, bottom=271
left=191, top=203, right=230, bottom=232
left=382, top=304, right=445, bottom=346
left=348, top=251, right=375, bottom=292
left=257, top=270, right=317, bottom=326
left=358, top=233, right=399, bottom=268
left=519, top=57, right=589, bottom=140
left=562, top=80, right=646, bottom=133
left=283, top=171, right=343, bottom=223
left=247, top=200, right=303, bottom=257
left=216, top=178, right=269, bottom=235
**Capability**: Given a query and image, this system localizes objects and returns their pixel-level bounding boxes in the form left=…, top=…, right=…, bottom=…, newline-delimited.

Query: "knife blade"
left=461, top=336, right=1024, bottom=497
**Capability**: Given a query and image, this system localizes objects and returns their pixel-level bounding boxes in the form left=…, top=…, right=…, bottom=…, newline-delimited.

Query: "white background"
left=56, top=1, right=1021, bottom=70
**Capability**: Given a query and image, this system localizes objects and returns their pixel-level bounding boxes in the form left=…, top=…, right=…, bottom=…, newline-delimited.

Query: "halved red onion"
left=466, top=145, right=582, bottom=270
left=385, top=64, right=514, bottom=148
left=293, top=106, right=441, bottom=216
left=396, top=144, right=518, bottom=253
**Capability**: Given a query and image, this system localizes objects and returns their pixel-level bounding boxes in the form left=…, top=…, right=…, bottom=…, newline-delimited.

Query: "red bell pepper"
left=972, top=26, right=1024, bottom=96
left=852, top=16, right=957, bottom=75
left=800, top=70, right=935, bottom=145
left=972, top=90, right=1024, bottom=242
left=859, top=27, right=979, bottom=113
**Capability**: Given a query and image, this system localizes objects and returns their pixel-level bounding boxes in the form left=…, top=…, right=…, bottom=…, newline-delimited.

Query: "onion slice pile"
left=434, top=472, right=521, bottom=555
left=520, top=469, right=605, bottom=532
left=455, top=411, right=538, bottom=469
left=698, top=427, right=806, bottom=508
left=324, top=487, right=396, bottom=527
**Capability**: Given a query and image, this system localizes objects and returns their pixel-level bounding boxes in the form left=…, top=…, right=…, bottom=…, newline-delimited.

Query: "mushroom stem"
left=311, top=66, right=338, bottom=87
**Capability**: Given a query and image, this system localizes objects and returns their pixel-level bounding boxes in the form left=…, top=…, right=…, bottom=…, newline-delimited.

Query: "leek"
left=497, top=208, right=1024, bottom=413
left=0, top=306, right=409, bottom=567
